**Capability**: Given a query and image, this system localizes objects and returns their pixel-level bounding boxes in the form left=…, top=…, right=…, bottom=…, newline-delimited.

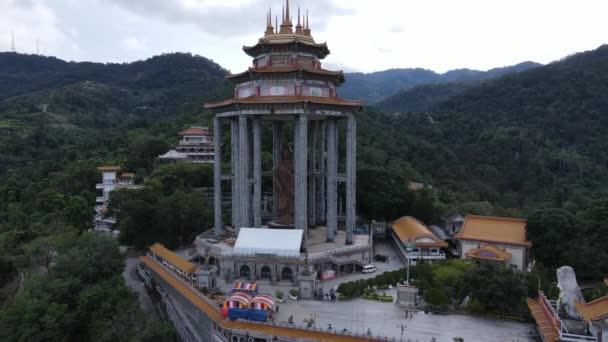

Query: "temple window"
left=271, top=55, right=291, bottom=66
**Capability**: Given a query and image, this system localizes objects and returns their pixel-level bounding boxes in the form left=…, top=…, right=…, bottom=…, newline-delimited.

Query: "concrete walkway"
left=124, top=256, right=158, bottom=318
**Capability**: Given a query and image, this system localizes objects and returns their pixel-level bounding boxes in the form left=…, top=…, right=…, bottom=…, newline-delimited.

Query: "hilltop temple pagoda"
left=206, top=1, right=362, bottom=245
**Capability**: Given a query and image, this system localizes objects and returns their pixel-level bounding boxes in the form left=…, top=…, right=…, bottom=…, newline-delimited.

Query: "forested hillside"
left=341, top=61, right=540, bottom=104
left=390, top=45, right=608, bottom=212
left=0, top=52, right=230, bottom=340
left=1, top=45, right=608, bottom=339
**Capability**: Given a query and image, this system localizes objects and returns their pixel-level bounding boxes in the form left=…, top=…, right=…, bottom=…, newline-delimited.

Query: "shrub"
left=289, top=289, right=299, bottom=297
left=275, top=290, right=284, bottom=299
left=380, top=295, right=393, bottom=302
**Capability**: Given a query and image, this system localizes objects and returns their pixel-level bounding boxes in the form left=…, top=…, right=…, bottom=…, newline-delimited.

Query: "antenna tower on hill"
left=11, top=30, right=16, bottom=52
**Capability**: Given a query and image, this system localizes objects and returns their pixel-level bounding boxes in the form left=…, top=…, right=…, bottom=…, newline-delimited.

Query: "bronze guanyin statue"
left=272, top=145, right=295, bottom=227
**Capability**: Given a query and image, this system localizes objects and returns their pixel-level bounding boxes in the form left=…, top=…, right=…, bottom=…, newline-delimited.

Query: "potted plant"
left=288, top=288, right=299, bottom=300
left=275, top=290, right=285, bottom=303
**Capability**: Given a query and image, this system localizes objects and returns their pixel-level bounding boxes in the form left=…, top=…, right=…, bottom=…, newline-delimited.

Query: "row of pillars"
left=214, top=114, right=356, bottom=246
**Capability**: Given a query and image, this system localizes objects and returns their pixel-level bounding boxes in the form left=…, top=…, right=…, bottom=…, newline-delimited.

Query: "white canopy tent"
left=158, top=150, right=187, bottom=160
left=234, top=228, right=303, bottom=258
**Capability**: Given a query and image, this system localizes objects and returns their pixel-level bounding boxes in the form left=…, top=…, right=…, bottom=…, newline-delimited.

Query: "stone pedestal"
left=298, top=271, right=318, bottom=299
left=396, top=285, right=419, bottom=308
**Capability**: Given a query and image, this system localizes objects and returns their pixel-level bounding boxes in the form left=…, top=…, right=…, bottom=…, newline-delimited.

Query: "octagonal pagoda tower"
left=206, top=0, right=362, bottom=246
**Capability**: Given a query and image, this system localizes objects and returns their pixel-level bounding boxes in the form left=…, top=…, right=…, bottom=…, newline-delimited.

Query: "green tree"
left=527, top=209, right=578, bottom=268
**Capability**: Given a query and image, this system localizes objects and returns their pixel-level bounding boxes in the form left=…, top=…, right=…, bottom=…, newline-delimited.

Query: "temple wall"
left=460, top=240, right=527, bottom=270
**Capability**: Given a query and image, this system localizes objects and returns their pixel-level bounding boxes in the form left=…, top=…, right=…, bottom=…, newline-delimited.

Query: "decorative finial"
left=275, top=16, right=278, bottom=34
left=279, top=0, right=293, bottom=34
left=304, top=10, right=312, bottom=36
left=295, top=7, right=303, bottom=34
left=265, top=8, right=274, bottom=36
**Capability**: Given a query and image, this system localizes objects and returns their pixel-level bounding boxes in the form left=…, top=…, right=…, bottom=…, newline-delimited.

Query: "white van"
left=362, top=265, right=376, bottom=274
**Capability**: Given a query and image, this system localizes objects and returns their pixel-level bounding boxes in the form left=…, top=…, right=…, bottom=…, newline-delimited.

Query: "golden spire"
left=304, top=10, right=311, bottom=36
left=279, top=0, right=293, bottom=34
left=265, top=8, right=274, bottom=36
left=295, top=7, right=303, bottom=34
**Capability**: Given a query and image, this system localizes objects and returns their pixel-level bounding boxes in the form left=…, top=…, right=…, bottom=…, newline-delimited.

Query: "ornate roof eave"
left=204, top=95, right=363, bottom=111
left=243, top=40, right=330, bottom=58
left=226, top=67, right=345, bottom=84
left=205, top=95, right=363, bottom=108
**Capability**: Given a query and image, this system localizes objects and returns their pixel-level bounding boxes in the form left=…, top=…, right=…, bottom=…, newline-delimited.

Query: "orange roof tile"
left=119, top=173, right=135, bottom=178
left=98, top=166, right=121, bottom=172
left=140, top=256, right=374, bottom=341
left=455, top=215, right=531, bottom=246
left=527, top=298, right=559, bottom=342
left=149, top=243, right=198, bottom=274
left=465, top=245, right=512, bottom=262
left=179, top=127, right=210, bottom=136
left=391, top=216, right=447, bottom=248
left=205, top=95, right=363, bottom=109
left=575, top=296, right=608, bottom=322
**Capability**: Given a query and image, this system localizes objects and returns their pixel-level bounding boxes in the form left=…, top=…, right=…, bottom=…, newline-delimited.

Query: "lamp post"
left=404, top=242, right=416, bottom=285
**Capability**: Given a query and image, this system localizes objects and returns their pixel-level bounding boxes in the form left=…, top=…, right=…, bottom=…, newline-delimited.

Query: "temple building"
left=455, top=215, right=532, bottom=270
left=159, top=126, right=215, bottom=163
left=390, top=216, right=447, bottom=265
left=196, top=0, right=369, bottom=284
left=94, top=166, right=139, bottom=232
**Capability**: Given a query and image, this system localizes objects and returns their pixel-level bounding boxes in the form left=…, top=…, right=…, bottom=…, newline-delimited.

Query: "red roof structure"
left=179, top=127, right=210, bottom=136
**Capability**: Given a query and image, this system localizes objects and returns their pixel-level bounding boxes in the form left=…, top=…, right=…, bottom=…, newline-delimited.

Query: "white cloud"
left=0, top=0, right=606, bottom=73
left=0, top=0, right=71, bottom=56
left=123, top=36, right=145, bottom=51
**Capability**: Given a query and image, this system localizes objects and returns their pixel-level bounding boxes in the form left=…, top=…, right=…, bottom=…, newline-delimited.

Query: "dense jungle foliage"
left=0, top=45, right=607, bottom=337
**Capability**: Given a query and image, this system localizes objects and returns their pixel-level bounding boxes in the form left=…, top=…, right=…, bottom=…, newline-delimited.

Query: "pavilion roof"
left=465, top=245, right=512, bottom=262
left=391, top=216, right=447, bottom=248
left=179, top=127, right=210, bottom=136
left=454, top=215, right=531, bottom=246
left=204, top=95, right=363, bottom=109
left=575, top=296, right=608, bottom=322
left=98, top=166, right=121, bottom=172
left=149, top=243, right=198, bottom=274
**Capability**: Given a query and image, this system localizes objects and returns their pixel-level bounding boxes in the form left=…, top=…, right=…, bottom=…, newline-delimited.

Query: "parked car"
left=374, top=254, right=388, bottom=262
left=362, top=265, right=376, bottom=274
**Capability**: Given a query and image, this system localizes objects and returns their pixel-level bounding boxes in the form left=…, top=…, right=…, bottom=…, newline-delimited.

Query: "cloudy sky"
left=1, top=0, right=607, bottom=73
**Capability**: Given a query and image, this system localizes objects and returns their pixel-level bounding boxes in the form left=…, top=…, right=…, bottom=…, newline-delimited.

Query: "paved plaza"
left=274, top=295, right=535, bottom=342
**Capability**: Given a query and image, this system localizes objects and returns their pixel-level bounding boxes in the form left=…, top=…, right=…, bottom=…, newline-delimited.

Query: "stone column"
left=318, top=121, right=326, bottom=224
left=294, top=114, right=308, bottom=238
left=252, top=116, right=262, bottom=228
left=308, top=121, right=317, bottom=226
left=238, top=115, right=250, bottom=231
left=231, top=119, right=240, bottom=228
left=345, top=115, right=357, bottom=245
left=326, top=119, right=337, bottom=242
left=213, top=117, right=222, bottom=238
left=272, top=121, right=282, bottom=222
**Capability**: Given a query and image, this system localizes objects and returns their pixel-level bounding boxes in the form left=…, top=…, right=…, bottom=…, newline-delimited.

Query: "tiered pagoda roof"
left=226, top=66, right=345, bottom=85
left=205, top=95, right=362, bottom=109
left=205, top=0, right=362, bottom=112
